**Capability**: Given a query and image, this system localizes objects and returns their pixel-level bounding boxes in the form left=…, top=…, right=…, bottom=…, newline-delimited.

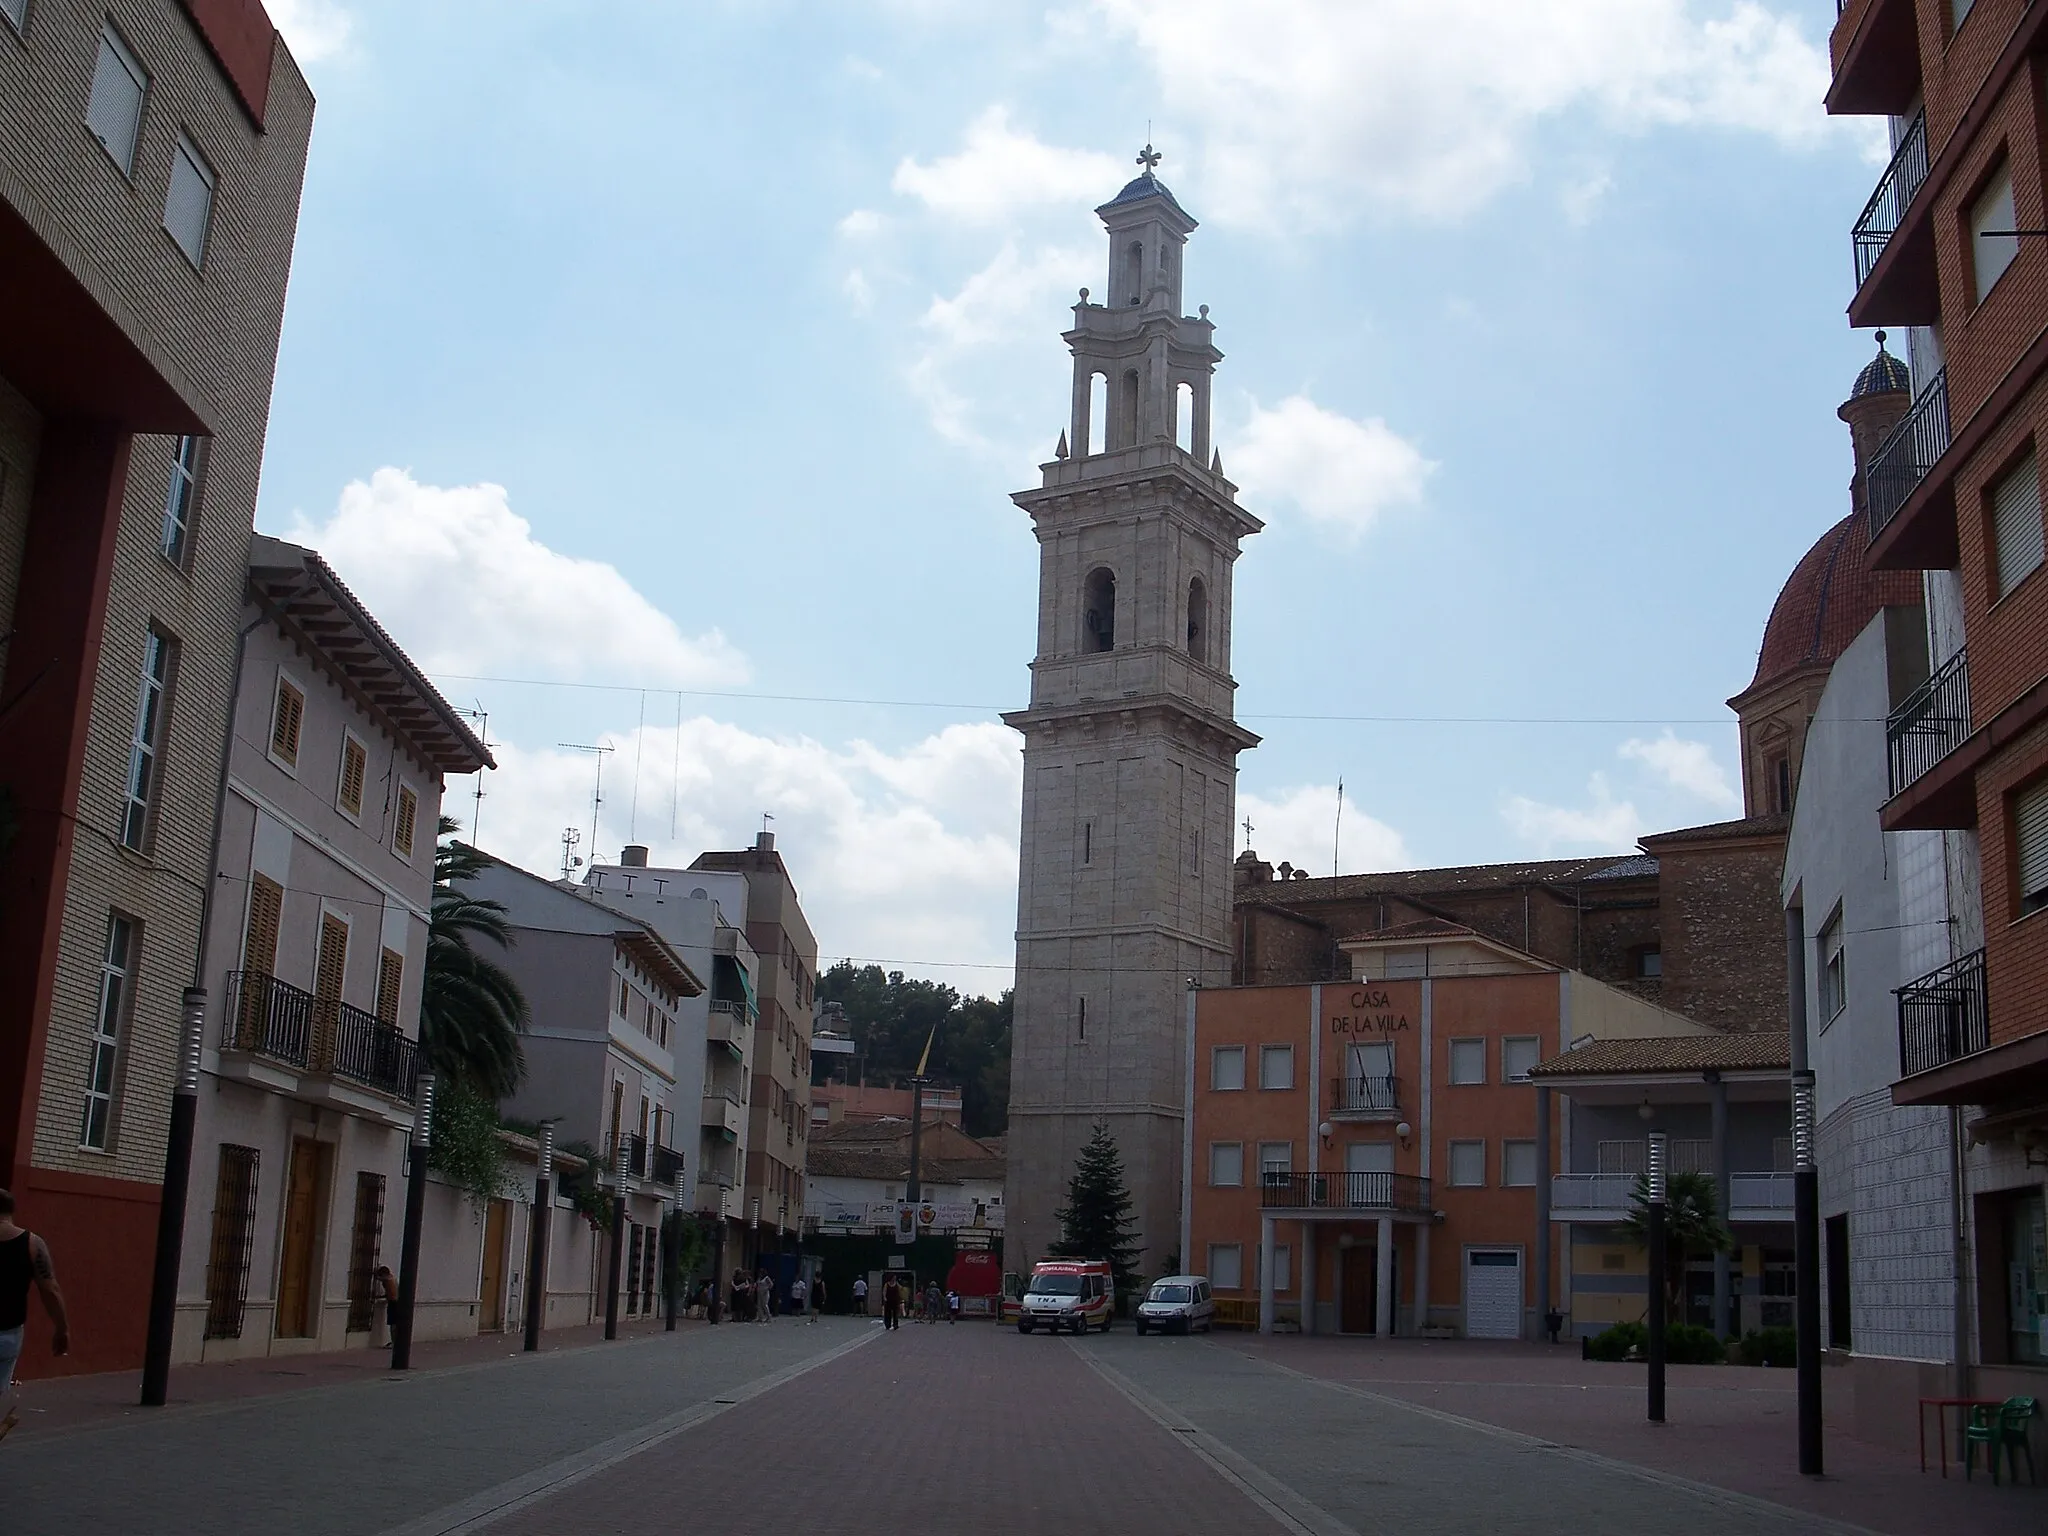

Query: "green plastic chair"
left=1964, top=1397, right=2038, bottom=1486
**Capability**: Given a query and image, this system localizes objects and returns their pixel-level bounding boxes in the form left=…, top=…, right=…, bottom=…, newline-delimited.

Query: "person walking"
left=882, top=1276, right=901, bottom=1331
left=852, top=1275, right=868, bottom=1316
left=1, top=1188, right=70, bottom=1443
left=812, top=1275, right=828, bottom=1319
left=789, top=1273, right=808, bottom=1324
left=755, top=1270, right=774, bottom=1325
left=372, top=1265, right=400, bottom=1348
left=947, top=1289, right=960, bottom=1324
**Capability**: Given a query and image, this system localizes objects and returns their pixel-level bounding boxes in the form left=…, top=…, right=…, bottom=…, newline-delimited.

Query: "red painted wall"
left=11, top=1167, right=163, bottom=1378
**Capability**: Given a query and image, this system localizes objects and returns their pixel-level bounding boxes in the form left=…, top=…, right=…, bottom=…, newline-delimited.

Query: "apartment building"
left=173, top=536, right=489, bottom=1359
left=1825, top=0, right=2048, bottom=1407
left=465, top=860, right=704, bottom=1326
left=1187, top=926, right=1728, bottom=1340
left=581, top=852, right=759, bottom=1272
left=0, top=0, right=313, bottom=1376
left=691, top=832, right=817, bottom=1267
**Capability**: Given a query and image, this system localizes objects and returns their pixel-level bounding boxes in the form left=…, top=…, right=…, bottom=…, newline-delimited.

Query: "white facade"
left=1004, top=161, right=1261, bottom=1272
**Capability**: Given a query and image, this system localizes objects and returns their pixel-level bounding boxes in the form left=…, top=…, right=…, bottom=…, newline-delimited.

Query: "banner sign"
left=809, top=1198, right=1007, bottom=1233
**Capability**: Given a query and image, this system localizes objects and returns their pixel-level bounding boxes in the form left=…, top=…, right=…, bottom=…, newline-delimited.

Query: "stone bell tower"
left=1003, top=148, right=1261, bottom=1273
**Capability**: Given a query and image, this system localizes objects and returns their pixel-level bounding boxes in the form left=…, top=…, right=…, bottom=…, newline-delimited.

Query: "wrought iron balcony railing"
left=606, top=1131, right=649, bottom=1181
left=1887, top=646, right=1970, bottom=797
left=1329, top=1074, right=1399, bottom=1114
left=1867, top=367, right=1949, bottom=541
left=1259, top=1170, right=1432, bottom=1215
left=1897, top=947, right=1989, bottom=1077
left=222, top=971, right=418, bottom=1100
left=1853, top=108, right=1928, bottom=289
left=651, top=1144, right=685, bottom=1185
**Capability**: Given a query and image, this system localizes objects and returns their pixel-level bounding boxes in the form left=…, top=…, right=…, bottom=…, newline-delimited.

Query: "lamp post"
left=392, top=1071, right=436, bottom=1370
left=604, top=1133, right=629, bottom=1341
left=666, top=1170, right=686, bottom=1331
left=1793, top=1069, right=1823, bottom=1475
left=523, top=1121, right=554, bottom=1352
left=140, top=988, right=207, bottom=1406
left=1646, top=1129, right=1667, bottom=1425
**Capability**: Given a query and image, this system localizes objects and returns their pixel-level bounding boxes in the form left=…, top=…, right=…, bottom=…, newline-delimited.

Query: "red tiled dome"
left=1747, top=513, right=1921, bottom=692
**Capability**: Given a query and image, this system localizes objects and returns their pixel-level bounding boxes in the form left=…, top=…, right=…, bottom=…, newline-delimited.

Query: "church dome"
left=1851, top=331, right=1911, bottom=400
left=1099, top=169, right=1190, bottom=219
left=1744, top=512, right=1922, bottom=695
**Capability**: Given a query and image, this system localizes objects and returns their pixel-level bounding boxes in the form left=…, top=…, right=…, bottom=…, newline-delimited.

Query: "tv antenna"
left=559, top=827, right=583, bottom=880
left=559, top=742, right=614, bottom=867
left=457, top=705, right=489, bottom=844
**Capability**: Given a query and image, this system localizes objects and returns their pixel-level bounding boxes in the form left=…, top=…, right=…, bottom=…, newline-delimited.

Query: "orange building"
left=1186, top=923, right=1715, bottom=1338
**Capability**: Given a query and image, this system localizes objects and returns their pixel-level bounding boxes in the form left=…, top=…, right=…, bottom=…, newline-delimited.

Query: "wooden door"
left=479, top=1198, right=509, bottom=1331
left=1340, top=1244, right=1377, bottom=1334
left=276, top=1138, right=326, bottom=1337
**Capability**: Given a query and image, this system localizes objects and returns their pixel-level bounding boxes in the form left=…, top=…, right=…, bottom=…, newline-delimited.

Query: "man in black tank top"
left=0, top=1186, right=70, bottom=1442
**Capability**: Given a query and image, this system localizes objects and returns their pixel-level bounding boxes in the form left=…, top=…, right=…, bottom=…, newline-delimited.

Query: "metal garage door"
left=1464, top=1249, right=1522, bottom=1339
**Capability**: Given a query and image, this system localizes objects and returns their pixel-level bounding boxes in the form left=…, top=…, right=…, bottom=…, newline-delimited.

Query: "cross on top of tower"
left=1136, top=142, right=1162, bottom=171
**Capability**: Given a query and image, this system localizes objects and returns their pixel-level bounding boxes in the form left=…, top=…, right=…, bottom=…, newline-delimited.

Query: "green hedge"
left=1739, top=1327, right=1798, bottom=1367
left=1588, top=1320, right=1725, bottom=1364
left=1587, top=1321, right=1646, bottom=1361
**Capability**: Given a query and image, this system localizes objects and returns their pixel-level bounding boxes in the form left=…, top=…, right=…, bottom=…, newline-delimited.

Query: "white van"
left=1134, top=1275, right=1215, bottom=1335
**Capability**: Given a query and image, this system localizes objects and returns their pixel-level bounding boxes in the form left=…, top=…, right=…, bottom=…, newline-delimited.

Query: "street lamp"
left=392, top=1071, right=436, bottom=1370
left=603, top=1132, right=629, bottom=1340
left=141, top=987, right=207, bottom=1406
left=666, top=1169, right=686, bottom=1332
left=523, top=1120, right=555, bottom=1352
left=1793, top=1070, right=1823, bottom=1475
left=1645, top=1129, right=1667, bottom=1425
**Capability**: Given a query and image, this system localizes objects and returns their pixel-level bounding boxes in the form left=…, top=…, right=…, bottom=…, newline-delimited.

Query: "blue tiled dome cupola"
left=1851, top=330, right=1911, bottom=399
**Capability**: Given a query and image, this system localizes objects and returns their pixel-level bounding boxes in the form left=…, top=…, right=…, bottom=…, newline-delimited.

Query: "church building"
left=1002, top=150, right=1261, bottom=1274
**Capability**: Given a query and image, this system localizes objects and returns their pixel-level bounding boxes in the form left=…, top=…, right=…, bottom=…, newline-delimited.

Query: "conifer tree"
left=1050, top=1122, right=1141, bottom=1287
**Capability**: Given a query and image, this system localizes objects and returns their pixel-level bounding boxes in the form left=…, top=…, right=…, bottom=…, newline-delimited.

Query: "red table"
left=1918, top=1398, right=2004, bottom=1476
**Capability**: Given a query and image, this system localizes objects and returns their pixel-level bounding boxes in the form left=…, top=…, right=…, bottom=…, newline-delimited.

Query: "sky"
left=253, top=0, right=1888, bottom=996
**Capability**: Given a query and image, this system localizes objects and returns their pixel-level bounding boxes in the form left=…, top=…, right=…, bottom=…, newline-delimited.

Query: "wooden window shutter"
left=1993, top=451, right=2044, bottom=600
left=244, top=874, right=283, bottom=977
left=315, top=913, right=349, bottom=1003
left=376, top=947, right=404, bottom=1025
left=395, top=786, right=418, bottom=857
left=339, top=737, right=367, bottom=817
left=272, top=679, right=304, bottom=766
left=2017, top=779, right=2048, bottom=912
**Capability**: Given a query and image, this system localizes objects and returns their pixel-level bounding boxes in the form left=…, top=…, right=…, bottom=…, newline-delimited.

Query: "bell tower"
left=1003, top=148, right=1261, bottom=1273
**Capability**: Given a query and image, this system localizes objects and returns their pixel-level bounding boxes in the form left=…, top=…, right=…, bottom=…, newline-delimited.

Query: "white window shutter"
left=87, top=27, right=148, bottom=174
left=1993, top=452, right=2043, bottom=599
left=1972, top=165, right=2018, bottom=303
left=165, top=139, right=215, bottom=267
left=2016, top=780, right=2048, bottom=908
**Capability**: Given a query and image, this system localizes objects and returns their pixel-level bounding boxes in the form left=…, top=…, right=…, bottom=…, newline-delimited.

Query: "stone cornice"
left=1002, top=693, right=1259, bottom=756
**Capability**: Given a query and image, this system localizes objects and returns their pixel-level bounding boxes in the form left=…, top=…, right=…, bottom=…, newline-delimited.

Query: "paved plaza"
left=5, top=1320, right=2043, bottom=1534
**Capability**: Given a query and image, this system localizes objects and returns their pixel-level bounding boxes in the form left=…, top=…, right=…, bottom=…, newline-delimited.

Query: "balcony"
left=1887, top=647, right=1971, bottom=798
left=1549, top=1172, right=1793, bottom=1223
left=1259, top=1170, right=1433, bottom=1218
left=1327, top=1075, right=1400, bottom=1120
left=1828, top=0, right=1921, bottom=117
left=605, top=1131, right=649, bottom=1182
left=1897, top=948, right=1989, bottom=1079
left=1850, top=109, right=1937, bottom=324
left=701, top=1085, right=744, bottom=1140
left=650, top=1143, right=684, bottom=1186
left=1867, top=368, right=1949, bottom=546
left=220, top=971, right=419, bottom=1109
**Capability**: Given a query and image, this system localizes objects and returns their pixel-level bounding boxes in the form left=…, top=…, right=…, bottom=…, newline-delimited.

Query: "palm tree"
left=1622, top=1168, right=1732, bottom=1318
left=421, top=817, right=529, bottom=1098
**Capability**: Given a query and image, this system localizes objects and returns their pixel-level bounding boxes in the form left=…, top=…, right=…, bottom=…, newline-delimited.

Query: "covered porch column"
left=1259, top=1213, right=1276, bottom=1335
left=1536, top=1085, right=1552, bottom=1340
left=1710, top=1070, right=1731, bottom=1340
left=1412, top=1221, right=1429, bottom=1336
left=1375, top=1216, right=1394, bottom=1337
left=1300, top=1221, right=1317, bottom=1336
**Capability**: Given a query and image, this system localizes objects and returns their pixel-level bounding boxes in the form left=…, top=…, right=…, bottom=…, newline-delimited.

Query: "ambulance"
left=1014, top=1258, right=1114, bottom=1334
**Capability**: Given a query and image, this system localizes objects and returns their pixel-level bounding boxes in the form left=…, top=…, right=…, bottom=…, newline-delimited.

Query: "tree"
left=422, top=817, right=529, bottom=1099
left=815, top=961, right=1013, bottom=1135
left=1050, top=1123, right=1141, bottom=1288
left=1621, top=1168, right=1732, bottom=1317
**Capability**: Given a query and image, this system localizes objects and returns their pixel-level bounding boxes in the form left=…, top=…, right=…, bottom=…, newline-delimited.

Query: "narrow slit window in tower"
left=1078, top=996, right=1087, bottom=1042
left=1084, top=566, right=1117, bottom=652
left=1126, top=240, right=1143, bottom=304
left=1176, top=381, right=1193, bottom=451
left=1083, top=821, right=1093, bottom=864
left=1187, top=575, right=1208, bottom=663
left=1089, top=371, right=1108, bottom=456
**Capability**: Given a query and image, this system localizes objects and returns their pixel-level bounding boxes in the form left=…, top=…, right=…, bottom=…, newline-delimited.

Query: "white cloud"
left=1560, top=167, right=1616, bottom=225
left=1087, top=0, right=1869, bottom=227
left=269, top=0, right=353, bottom=64
left=1227, top=395, right=1435, bottom=538
left=1619, top=731, right=1740, bottom=810
left=910, top=241, right=1094, bottom=449
left=464, top=720, right=1024, bottom=986
left=1242, top=782, right=1408, bottom=877
left=893, top=107, right=1126, bottom=224
left=280, top=467, right=747, bottom=688
left=1502, top=772, right=1644, bottom=853
left=842, top=268, right=875, bottom=314
left=838, top=209, right=884, bottom=239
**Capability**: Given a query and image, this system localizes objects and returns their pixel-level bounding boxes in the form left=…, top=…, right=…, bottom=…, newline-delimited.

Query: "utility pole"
left=666, top=1170, right=686, bottom=1331
left=523, top=1121, right=554, bottom=1352
left=392, top=1072, right=436, bottom=1370
left=1646, top=1129, right=1667, bottom=1425
left=140, top=989, right=206, bottom=1406
left=1794, top=1069, right=1823, bottom=1474
left=604, top=1133, right=629, bottom=1340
